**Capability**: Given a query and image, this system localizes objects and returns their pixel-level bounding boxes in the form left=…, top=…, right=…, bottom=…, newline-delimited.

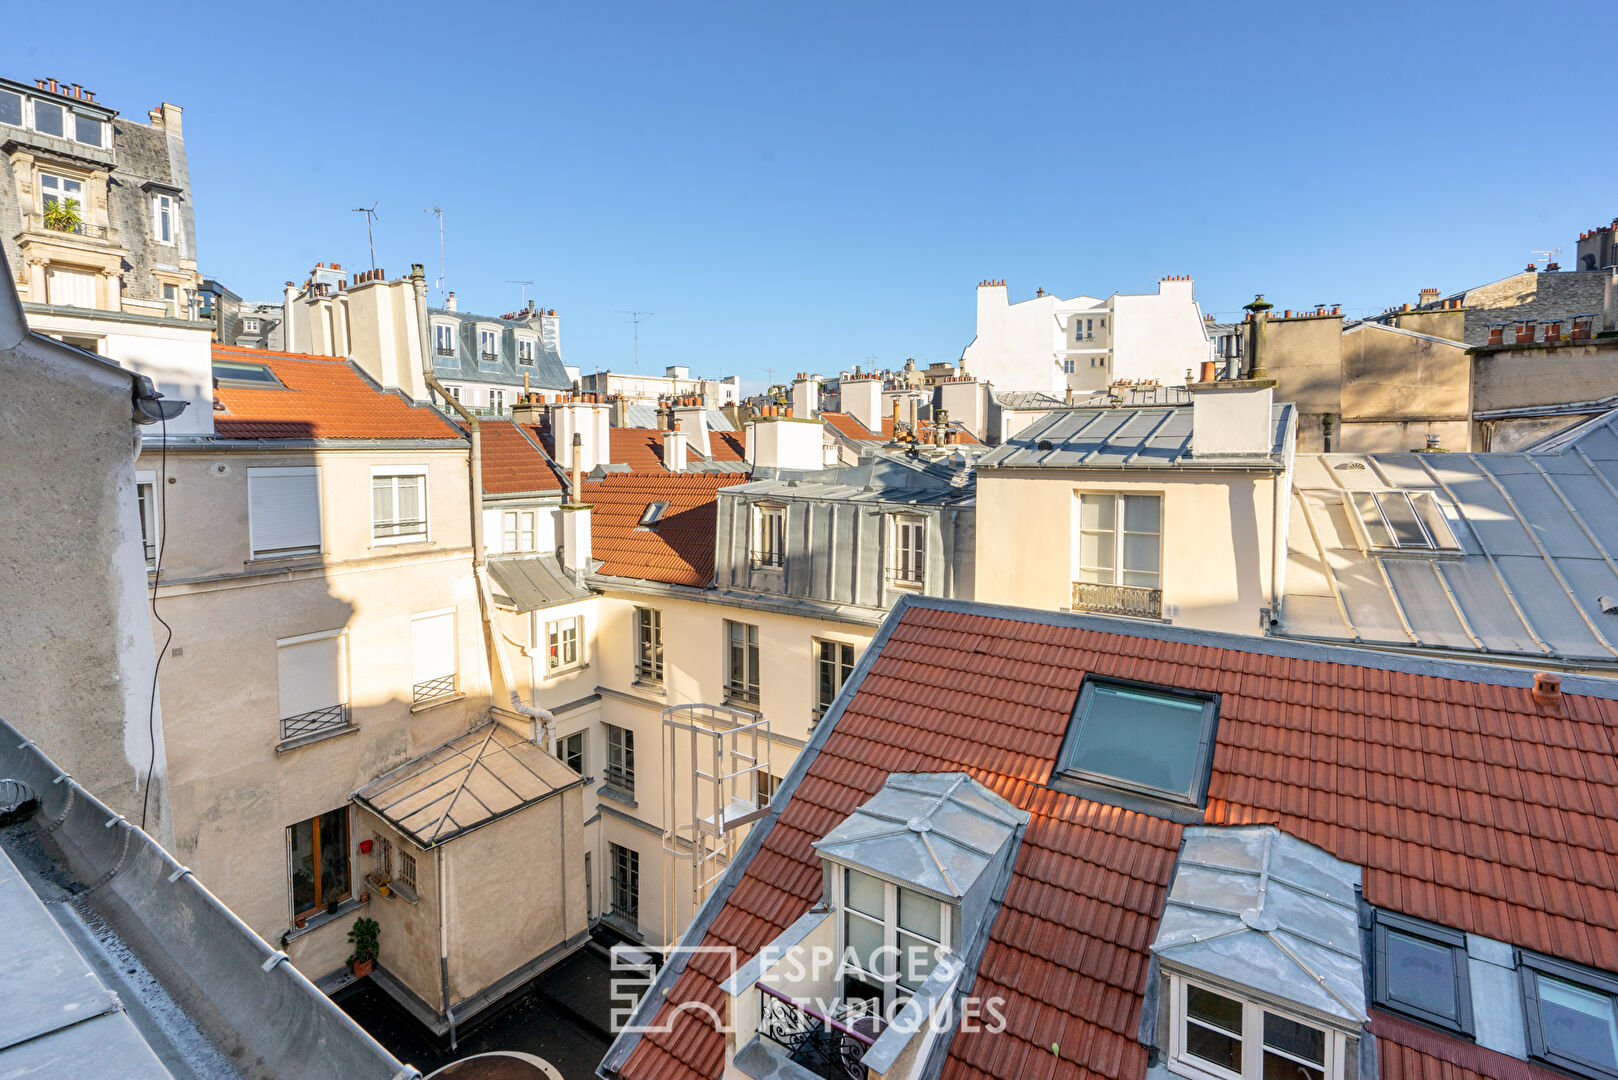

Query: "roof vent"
left=1037, top=439, right=1053, bottom=451
left=1532, top=672, right=1563, bottom=707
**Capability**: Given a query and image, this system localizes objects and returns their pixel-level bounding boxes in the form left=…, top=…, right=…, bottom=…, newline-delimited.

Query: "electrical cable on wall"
left=140, top=413, right=172, bottom=832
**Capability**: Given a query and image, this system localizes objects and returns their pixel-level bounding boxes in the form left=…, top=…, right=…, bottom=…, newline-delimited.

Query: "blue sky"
left=8, top=2, right=1615, bottom=389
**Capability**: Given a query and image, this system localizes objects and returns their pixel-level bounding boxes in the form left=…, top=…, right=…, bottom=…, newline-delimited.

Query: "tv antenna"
left=616, top=310, right=653, bottom=373
left=1530, top=247, right=1561, bottom=268
left=424, top=206, right=445, bottom=297
left=351, top=203, right=379, bottom=270
left=506, top=279, right=535, bottom=308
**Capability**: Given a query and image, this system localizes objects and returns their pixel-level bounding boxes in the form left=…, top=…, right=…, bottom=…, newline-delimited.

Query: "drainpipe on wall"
left=437, top=844, right=456, bottom=1050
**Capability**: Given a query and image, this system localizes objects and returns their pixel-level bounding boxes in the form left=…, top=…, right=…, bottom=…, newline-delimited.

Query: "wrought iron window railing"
left=435, top=344, right=456, bottom=357
left=604, top=763, right=636, bottom=793
left=1072, top=581, right=1163, bottom=619
left=413, top=675, right=455, bottom=703
left=279, top=704, right=349, bottom=743
left=44, top=218, right=107, bottom=239
left=757, top=985, right=876, bottom=1080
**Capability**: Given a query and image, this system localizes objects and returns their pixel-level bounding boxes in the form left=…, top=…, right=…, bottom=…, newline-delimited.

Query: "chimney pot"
left=47, top=78, right=57, bottom=93
left=1532, top=672, right=1563, bottom=707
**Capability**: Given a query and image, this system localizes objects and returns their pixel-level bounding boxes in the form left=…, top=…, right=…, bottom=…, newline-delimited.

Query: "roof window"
left=1521, top=951, right=1618, bottom=1080
left=638, top=501, right=669, bottom=527
left=1371, top=910, right=1473, bottom=1035
left=1343, top=490, right=1458, bottom=554
left=1054, top=676, right=1218, bottom=813
left=214, top=360, right=285, bottom=389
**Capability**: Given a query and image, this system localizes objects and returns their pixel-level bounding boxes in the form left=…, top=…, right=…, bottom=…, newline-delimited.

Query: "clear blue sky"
left=8, top=2, right=1615, bottom=390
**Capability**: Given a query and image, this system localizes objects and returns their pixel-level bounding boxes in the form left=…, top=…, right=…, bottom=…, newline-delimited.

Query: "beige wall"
left=1472, top=340, right=1618, bottom=416
left=1248, top=314, right=1343, bottom=452
left=352, top=805, right=443, bottom=1007
left=1337, top=324, right=1472, bottom=452
left=975, top=470, right=1283, bottom=637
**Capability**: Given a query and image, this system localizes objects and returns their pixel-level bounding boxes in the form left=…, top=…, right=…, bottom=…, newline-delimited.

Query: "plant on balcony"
left=347, top=916, right=380, bottom=978
left=44, top=197, right=81, bottom=233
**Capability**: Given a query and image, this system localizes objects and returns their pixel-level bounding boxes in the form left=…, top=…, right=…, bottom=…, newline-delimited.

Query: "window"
left=1077, top=492, right=1161, bottom=588
left=153, top=194, right=175, bottom=244
left=751, top=505, right=785, bottom=568
left=840, top=866, right=950, bottom=1012
left=517, top=337, right=536, bottom=365
left=33, top=99, right=63, bottom=138
left=815, top=639, right=856, bottom=721
left=635, top=608, right=663, bottom=683
left=1169, top=978, right=1348, bottom=1080
left=372, top=471, right=427, bottom=542
left=546, top=615, right=583, bottom=674
left=215, top=359, right=284, bottom=388
left=46, top=267, right=95, bottom=307
left=610, top=843, right=640, bottom=922
left=276, top=630, right=347, bottom=743
left=725, top=620, right=759, bottom=705
left=756, top=771, right=779, bottom=808
left=488, top=388, right=506, bottom=413
left=1056, top=677, right=1219, bottom=808
left=411, top=610, right=457, bottom=703
left=639, top=501, right=669, bottom=527
left=559, top=731, right=584, bottom=775
left=1344, top=490, right=1459, bottom=553
left=162, top=284, right=178, bottom=318
left=0, top=90, right=20, bottom=127
left=135, top=474, right=158, bottom=567
left=397, top=851, right=417, bottom=894
left=244, top=317, right=260, bottom=333
left=605, top=724, right=635, bottom=792
left=478, top=327, right=499, bottom=360
left=1371, top=911, right=1473, bottom=1034
left=502, top=509, right=536, bottom=552
left=1086, top=318, right=1094, bottom=339
left=888, top=515, right=925, bottom=587
left=433, top=322, right=456, bottom=356
left=73, top=112, right=101, bottom=146
left=39, top=171, right=84, bottom=216
left=248, top=466, right=321, bottom=557
left=1522, top=952, right=1618, bottom=1079
left=1064, top=360, right=1075, bottom=374
left=289, top=808, right=350, bottom=919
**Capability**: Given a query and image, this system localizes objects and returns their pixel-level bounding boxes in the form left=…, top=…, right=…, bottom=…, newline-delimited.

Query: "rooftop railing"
left=1072, top=581, right=1163, bottom=620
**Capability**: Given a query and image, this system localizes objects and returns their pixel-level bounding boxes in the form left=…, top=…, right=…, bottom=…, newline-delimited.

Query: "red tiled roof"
left=211, top=345, right=463, bottom=441
left=1372, top=1010, right=1562, bottom=1080
left=480, top=420, right=563, bottom=494
left=608, top=427, right=748, bottom=471
left=583, top=473, right=747, bottom=587
left=617, top=601, right=1618, bottom=1080
left=820, top=411, right=893, bottom=442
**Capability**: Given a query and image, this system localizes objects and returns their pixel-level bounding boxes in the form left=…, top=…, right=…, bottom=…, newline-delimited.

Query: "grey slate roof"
left=977, top=402, right=1292, bottom=470
left=726, top=455, right=976, bottom=508
left=620, top=403, right=736, bottom=432
left=1282, top=423, right=1618, bottom=667
left=488, top=555, right=593, bottom=611
left=427, top=306, right=571, bottom=390
left=994, top=386, right=1192, bottom=410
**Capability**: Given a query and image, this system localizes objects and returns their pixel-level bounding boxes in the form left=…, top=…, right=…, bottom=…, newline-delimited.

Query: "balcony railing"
left=45, top=219, right=108, bottom=239
left=280, top=704, right=349, bottom=743
left=435, top=345, right=456, bottom=357
left=412, top=675, right=455, bottom=703
left=480, top=350, right=498, bottom=362
left=604, top=763, right=636, bottom=793
left=1072, top=581, right=1163, bottom=619
left=757, top=985, right=876, bottom=1080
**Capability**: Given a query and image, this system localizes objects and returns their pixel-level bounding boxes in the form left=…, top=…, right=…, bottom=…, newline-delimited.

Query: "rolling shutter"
left=248, top=467, right=320, bottom=556
left=277, top=635, right=342, bottom=718
left=412, top=612, right=456, bottom=684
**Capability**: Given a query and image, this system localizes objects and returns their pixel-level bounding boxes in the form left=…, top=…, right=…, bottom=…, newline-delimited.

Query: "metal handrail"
left=758, top=985, right=877, bottom=1046
left=279, top=703, right=349, bottom=742
left=412, top=675, right=455, bottom=703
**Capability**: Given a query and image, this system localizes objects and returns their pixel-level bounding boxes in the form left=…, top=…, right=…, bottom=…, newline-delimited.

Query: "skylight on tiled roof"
left=213, top=359, right=284, bottom=389
left=1053, top=676, right=1219, bottom=816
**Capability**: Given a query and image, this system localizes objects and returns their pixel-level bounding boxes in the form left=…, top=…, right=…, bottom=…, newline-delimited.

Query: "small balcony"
left=1072, top=581, right=1162, bottom=619
left=435, top=344, right=456, bottom=357
left=45, top=219, right=108, bottom=239
left=757, top=985, right=877, bottom=1080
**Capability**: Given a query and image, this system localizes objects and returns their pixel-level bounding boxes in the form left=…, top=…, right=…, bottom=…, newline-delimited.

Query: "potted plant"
left=347, top=916, right=380, bottom=978
left=43, top=197, right=81, bottom=234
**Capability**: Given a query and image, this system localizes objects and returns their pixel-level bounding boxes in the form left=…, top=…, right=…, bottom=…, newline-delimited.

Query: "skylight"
left=213, top=361, right=285, bottom=389
left=1343, top=490, right=1459, bottom=553
left=1054, top=677, right=1219, bottom=811
left=639, top=501, right=669, bottom=527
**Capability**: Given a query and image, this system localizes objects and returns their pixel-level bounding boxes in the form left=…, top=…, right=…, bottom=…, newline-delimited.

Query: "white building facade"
left=961, top=276, right=1213, bottom=394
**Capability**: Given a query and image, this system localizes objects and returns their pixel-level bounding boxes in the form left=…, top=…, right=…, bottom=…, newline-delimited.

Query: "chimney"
left=1418, top=288, right=1440, bottom=306
left=748, top=413, right=824, bottom=471
left=791, top=373, right=821, bottom=418
left=158, top=102, right=183, bottom=137
left=1532, top=672, right=1562, bottom=708
left=445, top=291, right=458, bottom=312
left=562, top=434, right=592, bottom=574
left=672, top=404, right=711, bottom=457
left=1190, top=379, right=1276, bottom=458
left=1242, top=295, right=1274, bottom=379
left=663, top=428, right=688, bottom=472
left=511, top=396, right=546, bottom=425
left=934, top=407, right=949, bottom=446
left=553, top=397, right=610, bottom=472
left=842, top=375, right=883, bottom=434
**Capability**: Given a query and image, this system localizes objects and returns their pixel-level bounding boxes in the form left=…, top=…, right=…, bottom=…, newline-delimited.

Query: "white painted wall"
left=27, top=310, right=214, bottom=435
left=1110, top=278, right=1213, bottom=387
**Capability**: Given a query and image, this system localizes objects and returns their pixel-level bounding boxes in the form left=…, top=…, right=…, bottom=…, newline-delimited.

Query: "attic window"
left=1344, top=490, right=1458, bottom=553
left=1054, top=677, right=1218, bottom=812
left=639, top=501, right=669, bottom=527
left=214, top=360, right=285, bottom=389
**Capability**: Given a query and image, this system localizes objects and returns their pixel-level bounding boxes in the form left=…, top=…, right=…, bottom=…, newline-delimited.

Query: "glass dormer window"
left=1055, top=677, right=1219, bottom=811
left=839, top=866, right=950, bottom=1012
left=0, top=90, right=22, bottom=127
left=33, top=99, right=63, bottom=137
left=1343, top=490, right=1458, bottom=553
left=478, top=327, right=499, bottom=361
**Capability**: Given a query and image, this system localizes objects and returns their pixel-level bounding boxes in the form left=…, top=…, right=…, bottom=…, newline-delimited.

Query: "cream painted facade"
left=579, top=366, right=743, bottom=407
left=26, top=308, right=215, bottom=435
left=975, top=464, right=1294, bottom=636
left=141, top=439, right=492, bottom=977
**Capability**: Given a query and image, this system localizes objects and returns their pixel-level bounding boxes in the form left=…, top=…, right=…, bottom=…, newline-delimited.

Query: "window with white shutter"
left=248, top=467, right=321, bottom=558
left=411, top=610, right=457, bottom=703
left=372, top=468, right=427, bottom=543
left=276, top=631, right=347, bottom=744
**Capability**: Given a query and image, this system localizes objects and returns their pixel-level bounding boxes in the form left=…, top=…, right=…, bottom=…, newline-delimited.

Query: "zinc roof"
left=1282, top=440, right=1618, bottom=667
left=211, top=346, right=465, bottom=441
left=976, top=402, right=1292, bottom=470
left=608, top=596, right=1618, bottom=1080
left=488, top=555, right=592, bottom=611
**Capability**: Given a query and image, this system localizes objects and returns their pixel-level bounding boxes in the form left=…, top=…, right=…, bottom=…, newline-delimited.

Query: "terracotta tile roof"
left=608, top=427, right=748, bottom=471
left=820, top=411, right=893, bottom=442
left=210, top=345, right=463, bottom=441
left=614, top=600, right=1618, bottom=1080
left=480, top=420, right=563, bottom=494
left=1371, top=1010, right=1562, bottom=1080
left=583, top=473, right=747, bottom=586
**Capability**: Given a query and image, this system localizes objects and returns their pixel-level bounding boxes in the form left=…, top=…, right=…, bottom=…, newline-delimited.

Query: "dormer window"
left=839, top=867, right=950, bottom=1011
left=432, top=322, right=456, bottom=357
left=516, top=336, right=536, bottom=365
left=0, top=90, right=20, bottom=128
left=1054, top=676, right=1218, bottom=814
left=477, top=327, right=499, bottom=362
left=1342, top=489, right=1458, bottom=554
left=751, top=504, right=784, bottom=568
left=33, top=98, right=63, bottom=137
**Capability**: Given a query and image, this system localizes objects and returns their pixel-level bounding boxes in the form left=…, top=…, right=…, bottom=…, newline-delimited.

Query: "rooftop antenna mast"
left=506, top=279, right=535, bottom=309
left=1530, top=247, right=1561, bottom=268
left=351, top=203, right=379, bottom=271
left=424, top=206, right=445, bottom=298
left=616, top=310, right=653, bottom=373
